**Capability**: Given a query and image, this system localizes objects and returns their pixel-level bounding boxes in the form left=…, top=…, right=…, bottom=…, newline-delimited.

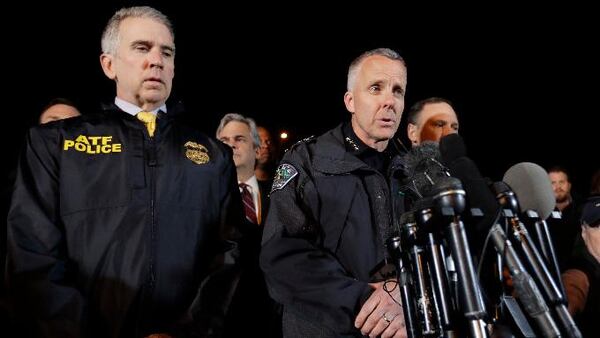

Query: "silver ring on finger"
left=382, top=313, right=393, bottom=324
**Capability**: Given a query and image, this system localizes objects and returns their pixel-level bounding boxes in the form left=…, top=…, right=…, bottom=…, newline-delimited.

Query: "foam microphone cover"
left=503, top=162, right=555, bottom=220
left=403, top=141, right=446, bottom=197
left=403, top=141, right=441, bottom=178
left=439, top=134, right=499, bottom=215
left=439, top=133, right=467, bottom=165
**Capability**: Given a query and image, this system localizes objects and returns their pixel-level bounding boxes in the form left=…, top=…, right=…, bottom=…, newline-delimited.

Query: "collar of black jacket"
left=311, top=123, right=397, bottom=176
left=310, top=124, right=366, bottom=174
left=342, top=121, right=392, bottom=175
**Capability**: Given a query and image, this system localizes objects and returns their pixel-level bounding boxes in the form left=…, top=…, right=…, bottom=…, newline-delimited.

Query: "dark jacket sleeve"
left=259, top=148, right=371, bottom=334
left=185, top=143, right=245, bottom=337
left=6, top=126, right=83, bottom=338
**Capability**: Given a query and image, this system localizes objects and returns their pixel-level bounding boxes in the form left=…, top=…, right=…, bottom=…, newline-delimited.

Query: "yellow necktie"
left=137, top=111, right=156, bottom=137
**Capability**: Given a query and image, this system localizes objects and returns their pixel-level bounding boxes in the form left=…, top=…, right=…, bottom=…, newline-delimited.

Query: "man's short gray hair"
left=216, top=113, right=261, bottom=149
left=101, top=6, right=174, bottom=55
left=347, top=48, right=405, bottom=91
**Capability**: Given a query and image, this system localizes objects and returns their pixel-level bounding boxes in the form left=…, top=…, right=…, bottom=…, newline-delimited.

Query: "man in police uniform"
left=260, top=48, right=408, bottom=338
left=7, top=6, right=242, bottom=337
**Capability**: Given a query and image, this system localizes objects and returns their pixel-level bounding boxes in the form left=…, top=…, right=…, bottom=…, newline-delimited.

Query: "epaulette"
left=284, top=135, right=316, bottom=153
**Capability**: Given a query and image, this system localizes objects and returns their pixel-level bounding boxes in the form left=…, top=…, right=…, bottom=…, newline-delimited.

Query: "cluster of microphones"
left=386, top=133, right=582, bottom=338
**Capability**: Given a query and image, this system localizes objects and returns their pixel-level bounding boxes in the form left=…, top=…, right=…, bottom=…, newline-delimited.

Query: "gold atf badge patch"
left=184, top=141, right=210, bottom=164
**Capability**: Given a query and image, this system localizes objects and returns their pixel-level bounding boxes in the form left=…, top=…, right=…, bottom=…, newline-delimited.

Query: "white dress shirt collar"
left=114, top=97, right=167, bottom=117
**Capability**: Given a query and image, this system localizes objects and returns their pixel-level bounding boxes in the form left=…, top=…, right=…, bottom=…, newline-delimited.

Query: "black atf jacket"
left=7, top=104, right=243, bottom=338
left=260, top=124, right=406, bottom=337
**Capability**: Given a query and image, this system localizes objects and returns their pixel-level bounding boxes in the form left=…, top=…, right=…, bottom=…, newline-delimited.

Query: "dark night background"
left=3, top=2, right=599, bottom=195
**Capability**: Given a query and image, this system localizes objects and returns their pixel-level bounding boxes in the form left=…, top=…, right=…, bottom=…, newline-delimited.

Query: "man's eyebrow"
left=161, top=45, right=176, bottom=53
left=130, top=40, right=176, bottom=53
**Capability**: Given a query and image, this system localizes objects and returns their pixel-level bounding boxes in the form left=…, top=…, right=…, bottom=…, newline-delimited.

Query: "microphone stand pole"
left=387, top=236, right=419, bottom=338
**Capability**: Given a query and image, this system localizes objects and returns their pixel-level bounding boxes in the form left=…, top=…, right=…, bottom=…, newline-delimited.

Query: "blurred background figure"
left=406, top=96, right=459, bottom=145
left=255, top=125, right=279, bottom=182
left=549, top=165, right=579, bottom=213
left=548, top=165, right=583, bottom=271
left=216, top=113, right=280, bottom=337
left=2, top=96, right=82, bottom=331
left=217, top=113, right=269, bottom=224
left=561, top=195, right=599, bottom=338
left=38, top=97, right=81, bottom=124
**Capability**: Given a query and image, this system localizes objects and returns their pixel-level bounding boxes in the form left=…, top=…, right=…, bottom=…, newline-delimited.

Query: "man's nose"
left=382, top=91, right=395, bottom=106
left=147, top=49, right=164, bottom=68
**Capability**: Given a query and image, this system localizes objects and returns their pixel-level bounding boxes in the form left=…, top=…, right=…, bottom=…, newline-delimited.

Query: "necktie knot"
left=137, top=111, right=156, bottom=137
left=239, top=183, right=258, bottom=224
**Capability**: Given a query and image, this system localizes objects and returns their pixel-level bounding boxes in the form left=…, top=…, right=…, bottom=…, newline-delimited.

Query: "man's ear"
left=344, top=91, right=355, bottom=113
left=100, top=53, right=116, bottom=80
left=407, top=123, right=418, bottom=145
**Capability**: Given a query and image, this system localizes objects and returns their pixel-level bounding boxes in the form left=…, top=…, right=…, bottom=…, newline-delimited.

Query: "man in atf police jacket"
left=260, top=48, right=409, bottom=338
left=6, top=6, right=243, bottom=338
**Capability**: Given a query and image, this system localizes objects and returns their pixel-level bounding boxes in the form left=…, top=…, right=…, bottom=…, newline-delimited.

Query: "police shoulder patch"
left=271, top=163, right=298, bottom=192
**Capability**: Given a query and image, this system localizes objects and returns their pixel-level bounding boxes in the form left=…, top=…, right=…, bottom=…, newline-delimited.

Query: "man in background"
left=38, top=97, right=81, bottom=124
left=561, top=196, right=599, bottom=337
left=217, top=113, right=280, bottom=337
left=548, top=165, right=582, bottom=271
left=255, top=125, right=279, bottom=182
left=406, top=96, right=459, bottom=145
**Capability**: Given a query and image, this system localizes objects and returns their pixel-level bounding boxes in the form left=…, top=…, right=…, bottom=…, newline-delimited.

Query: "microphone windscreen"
left=403, top=142, right=448, bottom=197
left=439, top=133, right=499, bottom=216
left=403, top=141, right=441, bottom=177
left=503, top=162, right=555, bottom=220
left=439, top=133, right=467, bottom=165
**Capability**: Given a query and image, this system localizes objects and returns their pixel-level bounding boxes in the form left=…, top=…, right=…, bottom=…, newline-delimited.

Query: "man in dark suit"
left=216, top=113, right=280, bottom=337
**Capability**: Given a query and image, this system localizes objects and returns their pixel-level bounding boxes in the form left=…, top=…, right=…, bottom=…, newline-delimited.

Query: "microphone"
left=503, top=162, right=565, bottom=296
left=488, top=223, right=560, bottom=337
left=386, top=230, right=419, bottom=338
left=404, top=141, right=489, bottom=337
left=495, top=164, right=582, bottom=338
left=503, top=162, right=555, bottom=221
left=439, top=134, right=501, bottom=255
left=492, top=180, right=563, bottom=303
left=403, top=141, right=450, bottom=201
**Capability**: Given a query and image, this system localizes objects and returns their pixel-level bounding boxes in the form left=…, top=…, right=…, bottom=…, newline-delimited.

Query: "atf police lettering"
left=63, top=135, right=122, bottom=154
